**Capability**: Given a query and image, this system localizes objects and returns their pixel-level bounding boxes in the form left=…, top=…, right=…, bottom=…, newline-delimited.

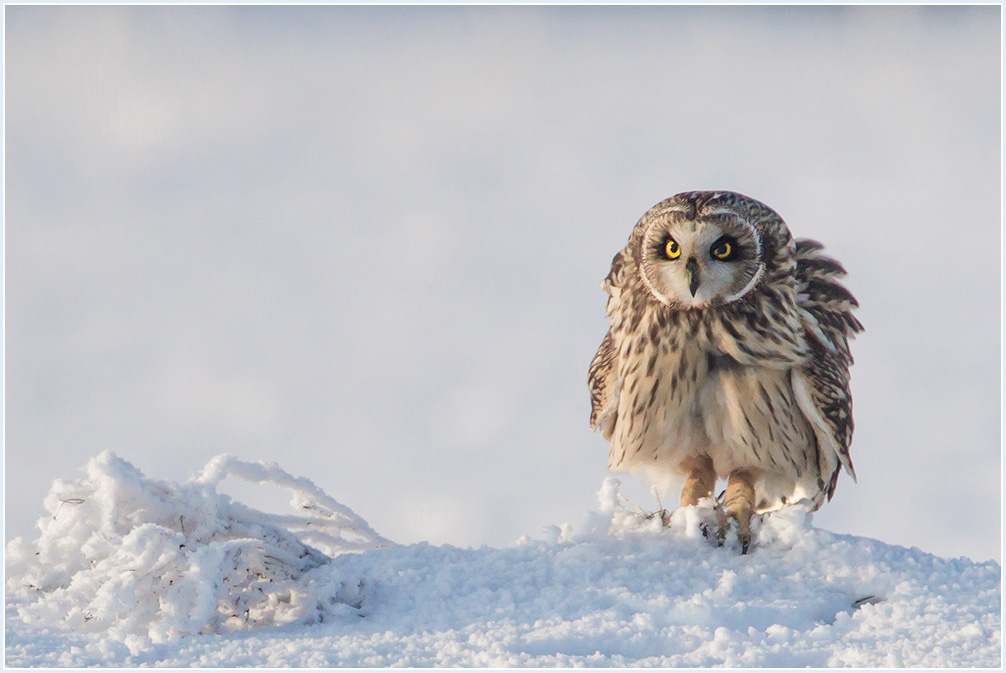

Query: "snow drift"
left=4, top=451, right=387, bottom=651
left=5, top=452, right=1002, bottom=667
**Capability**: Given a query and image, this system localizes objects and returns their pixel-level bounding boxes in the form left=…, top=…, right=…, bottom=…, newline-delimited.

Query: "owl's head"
left=631, top=191, right=787, bottom=308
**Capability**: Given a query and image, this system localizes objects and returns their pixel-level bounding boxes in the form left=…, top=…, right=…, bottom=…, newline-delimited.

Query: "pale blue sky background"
left=5, top=6, right=1001, bottom=563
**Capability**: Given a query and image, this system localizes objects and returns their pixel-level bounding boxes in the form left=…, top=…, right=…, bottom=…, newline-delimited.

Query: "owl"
left=588, top=191, right=862, bottom=553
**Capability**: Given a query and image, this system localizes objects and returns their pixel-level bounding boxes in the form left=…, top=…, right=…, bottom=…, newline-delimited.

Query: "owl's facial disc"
left=640, top=215, right=763, bottom=307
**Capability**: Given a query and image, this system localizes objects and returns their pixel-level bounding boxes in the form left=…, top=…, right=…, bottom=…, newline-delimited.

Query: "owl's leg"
left=678, top=455, right=716, bottom=507
left=723, top=469, right=757, bottom=554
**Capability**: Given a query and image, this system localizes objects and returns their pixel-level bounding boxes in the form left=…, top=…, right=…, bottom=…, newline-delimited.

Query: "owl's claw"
left=700, top=522, right=724, bottom=546
left=697, top=498, right=728, bottom=546
left=696, top=504, right=752, bottom=553
left=738, top=531, right=752, bottom=555
left=708, top=522, right=752, bottom=554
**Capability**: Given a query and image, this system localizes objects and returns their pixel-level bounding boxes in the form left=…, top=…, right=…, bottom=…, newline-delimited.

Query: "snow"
left=5, top=453, right=1002, bottom=667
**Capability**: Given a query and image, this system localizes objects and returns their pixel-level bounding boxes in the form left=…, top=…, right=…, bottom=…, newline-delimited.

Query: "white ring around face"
left=723, top=219, right=765, bottom=302
left=637, top=217, right=674, bottom=305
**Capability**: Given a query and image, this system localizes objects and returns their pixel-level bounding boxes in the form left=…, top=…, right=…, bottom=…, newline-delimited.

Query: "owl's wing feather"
left=589, top=330, right=618, bottom=439
left=588, top=250, right=629, bottom=438
left=794, top=239, right=864, bottom=362
left=792, top=239, right=863, bottom=501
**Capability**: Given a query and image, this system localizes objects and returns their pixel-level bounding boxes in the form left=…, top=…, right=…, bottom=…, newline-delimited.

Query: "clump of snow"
left=5, top=451, right=388, bottom=652
left=5, top=459, right=1001, bottom=667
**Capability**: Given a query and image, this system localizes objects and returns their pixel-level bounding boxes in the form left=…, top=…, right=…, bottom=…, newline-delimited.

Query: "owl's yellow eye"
left=710, top=236, right=738, bottom=261
left=664, top=238, right=681, bottom=259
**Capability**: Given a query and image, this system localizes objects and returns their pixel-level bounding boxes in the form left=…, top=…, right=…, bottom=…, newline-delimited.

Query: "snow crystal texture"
left=5, top=453, right=1001, bottom=667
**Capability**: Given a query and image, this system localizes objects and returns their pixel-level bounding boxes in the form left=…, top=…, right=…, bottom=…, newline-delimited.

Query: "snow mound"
left=5, top=456, right=1002, bottom=667
left=5, top=451, right=389, bottom=651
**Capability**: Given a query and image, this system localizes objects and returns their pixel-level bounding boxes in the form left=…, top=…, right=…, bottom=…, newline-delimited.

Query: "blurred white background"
left=5, top=6, right=1001, bottom=563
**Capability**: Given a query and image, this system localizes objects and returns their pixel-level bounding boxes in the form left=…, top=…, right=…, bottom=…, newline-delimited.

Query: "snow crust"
left=5, top=453, right=1002, bottom=667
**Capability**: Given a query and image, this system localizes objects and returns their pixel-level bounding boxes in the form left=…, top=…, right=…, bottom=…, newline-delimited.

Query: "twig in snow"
left=53, top=498, right=85, bottom=520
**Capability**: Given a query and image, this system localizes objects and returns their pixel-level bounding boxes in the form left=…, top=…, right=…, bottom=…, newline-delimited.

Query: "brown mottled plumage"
left=588, top=191, right=862, bottom=552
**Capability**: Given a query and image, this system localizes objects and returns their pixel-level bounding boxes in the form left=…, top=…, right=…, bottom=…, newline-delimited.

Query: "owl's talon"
left=738, top=532, right=752, bottom=555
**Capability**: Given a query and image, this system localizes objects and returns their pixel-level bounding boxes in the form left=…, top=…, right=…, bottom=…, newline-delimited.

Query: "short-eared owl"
left=588, top=191, right=862, bottom=552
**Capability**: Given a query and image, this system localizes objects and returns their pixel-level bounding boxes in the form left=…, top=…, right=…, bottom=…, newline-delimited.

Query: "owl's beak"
left=686, top=257, right=700, bottom=297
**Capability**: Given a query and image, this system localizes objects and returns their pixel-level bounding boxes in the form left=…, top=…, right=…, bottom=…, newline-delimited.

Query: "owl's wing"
left=588, top=250, right=630, bottom=439
left=791, top=239, right=864, bottom=502
left=793, top=239, right=863, bottom=360
left=589, top=331, right=618, bottom=439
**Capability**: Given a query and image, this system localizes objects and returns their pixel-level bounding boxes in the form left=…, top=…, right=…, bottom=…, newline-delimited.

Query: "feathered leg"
left=678, top=455, right=716, bottom=507
left=723, top=469, right=757, bottom=554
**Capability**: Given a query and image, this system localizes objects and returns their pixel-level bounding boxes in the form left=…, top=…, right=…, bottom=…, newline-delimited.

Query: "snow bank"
left=4, top=451, right=388, bottom=653
left=5, top=454, right=1001, bottom=667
